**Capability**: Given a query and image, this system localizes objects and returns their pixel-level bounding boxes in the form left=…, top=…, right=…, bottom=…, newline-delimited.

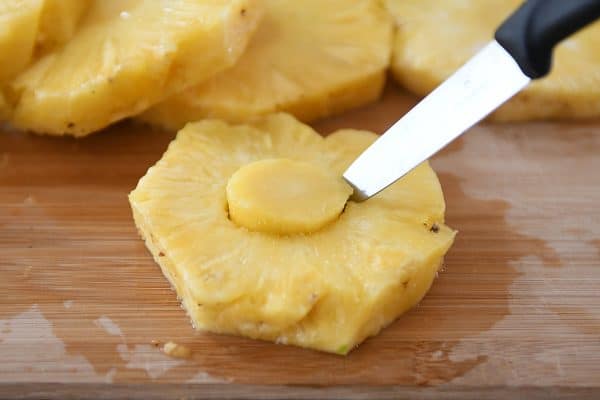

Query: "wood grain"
left=1, top=84, right=599, bottom=399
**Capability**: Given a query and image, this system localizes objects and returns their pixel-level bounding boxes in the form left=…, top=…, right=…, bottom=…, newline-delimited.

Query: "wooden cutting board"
left=1, top=85, right=599, bottom=399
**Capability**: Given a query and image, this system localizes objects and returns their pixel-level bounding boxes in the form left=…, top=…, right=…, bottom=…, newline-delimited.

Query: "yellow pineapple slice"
left=0, top=0, right=44, bottom=84
left=386, top=0, right=600, bottom=121
left=138, top=0, right=393, bottom=131
left=129, top=113, right=455, bottom=354
left=36, top=0, right=90, bottom=54
left=9, top=0, right=261, bottom=136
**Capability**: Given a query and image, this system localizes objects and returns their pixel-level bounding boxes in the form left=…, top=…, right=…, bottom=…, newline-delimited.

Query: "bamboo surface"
left=1, top=86, right=599, bottom=399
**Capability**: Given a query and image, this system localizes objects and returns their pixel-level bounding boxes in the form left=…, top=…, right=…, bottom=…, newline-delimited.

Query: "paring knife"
left=344, top=0, right=600, bottom=202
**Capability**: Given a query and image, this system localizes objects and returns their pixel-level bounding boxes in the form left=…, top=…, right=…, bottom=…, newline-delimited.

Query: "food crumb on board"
left=162, top=341, right=192, bottom=359
left=22, top=266, right=33, bottom=279
left=0, top=153, right=8, bottom=169
left=23, top=196, right=36, bottom=206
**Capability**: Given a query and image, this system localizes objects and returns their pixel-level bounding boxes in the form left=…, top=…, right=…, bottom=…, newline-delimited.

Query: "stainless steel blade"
left=343, top=40, right=530, bottom=201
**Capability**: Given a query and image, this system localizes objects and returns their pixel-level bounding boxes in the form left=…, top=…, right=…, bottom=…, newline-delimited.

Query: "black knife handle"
left=495, top=0, right=600, bottom=79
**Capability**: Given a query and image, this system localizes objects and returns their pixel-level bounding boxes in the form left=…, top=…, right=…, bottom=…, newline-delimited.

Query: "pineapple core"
left=226, top=159, right=352, bottom=235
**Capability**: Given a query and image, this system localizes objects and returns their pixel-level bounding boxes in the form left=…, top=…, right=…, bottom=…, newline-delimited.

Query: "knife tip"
left=344, top=180, right=370, bottom=203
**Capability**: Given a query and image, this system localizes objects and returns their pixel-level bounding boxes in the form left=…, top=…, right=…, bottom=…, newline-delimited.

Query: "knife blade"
left=343, top=0, right=600, bottom=202
left=343, top=41, right=529, bottom=201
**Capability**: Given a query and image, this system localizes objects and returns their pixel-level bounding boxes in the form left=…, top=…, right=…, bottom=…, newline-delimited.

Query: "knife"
left=343, top=0, right=600, bottom=202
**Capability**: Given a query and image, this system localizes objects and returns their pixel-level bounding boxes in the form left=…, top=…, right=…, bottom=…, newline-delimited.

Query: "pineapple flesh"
left=8, top=0, right=261, bottom=136
left=0, top=0, right=44, bottom=84
left=0, top=0, right=91, bottom=120
left=36, top=0, right=90, bottom=54
left=138, top=0, right=393, bottom=131
left=386, top=0, right=600, bottom=121
left=129, top=113, right=455, bottom=354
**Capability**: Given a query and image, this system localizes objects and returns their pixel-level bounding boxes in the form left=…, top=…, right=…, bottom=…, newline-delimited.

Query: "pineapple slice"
left=386, top=0, right=600, bottom=121
left=129, top=113, right=455, bottom=354
left=36, top=0, right=90, bottom=54
left=138, top=0, right=393, bottom=131
left=0, top=0, right=44, bottom=84
left=9, top=0, right=261, bottom=136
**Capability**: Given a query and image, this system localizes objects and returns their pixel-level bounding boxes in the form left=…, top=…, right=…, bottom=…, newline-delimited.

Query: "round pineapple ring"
left=226, top=158, right=352, bottom=235
left=128, top=114, right=456, bottom=354
left=386, top=0, right=600, bottom=121
left=139, top=0, right=393, bottom=130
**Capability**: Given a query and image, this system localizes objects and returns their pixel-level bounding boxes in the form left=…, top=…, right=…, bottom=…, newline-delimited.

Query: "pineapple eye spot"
left=226, top=158, right=352, bottom=235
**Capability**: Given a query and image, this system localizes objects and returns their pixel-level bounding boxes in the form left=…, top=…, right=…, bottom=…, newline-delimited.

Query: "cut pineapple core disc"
left=226, top=158, right=352, bottom=235
left=129, top=113, right=456, bottom=354
left=385, top=0, right=600, bottom=121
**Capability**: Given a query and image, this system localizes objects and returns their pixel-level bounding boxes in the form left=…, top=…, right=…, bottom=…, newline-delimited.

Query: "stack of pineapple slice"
left=129, top=114, right=455, bottom=354
left=139, top=0, right=393, bottom=130
left=1, top=0, right=392, bottom=136
left=3, top=0, right=600, bottom=134
left=386, top=0, right=600, bottom=121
